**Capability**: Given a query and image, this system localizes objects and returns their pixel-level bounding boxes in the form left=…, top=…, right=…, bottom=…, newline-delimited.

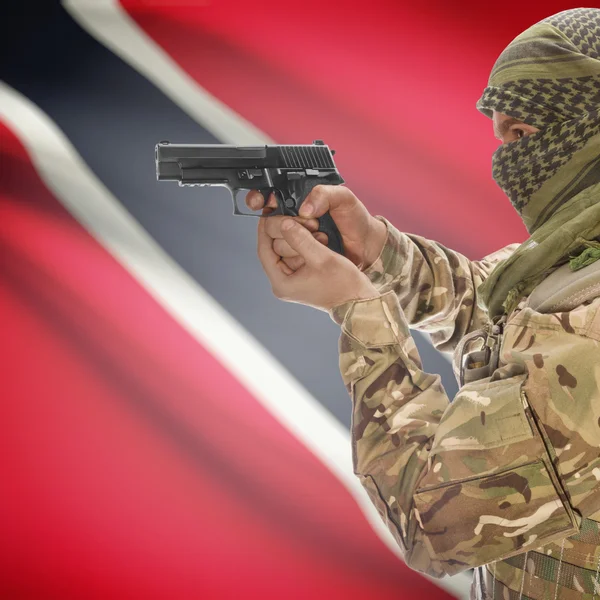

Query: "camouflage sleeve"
left=363, top=216, right=520, bottom=353
left=330, top=291, right=585, bottom=578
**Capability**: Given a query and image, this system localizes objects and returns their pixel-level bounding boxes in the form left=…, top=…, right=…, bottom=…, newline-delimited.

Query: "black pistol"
left=155, top=140, right=345, bottom=255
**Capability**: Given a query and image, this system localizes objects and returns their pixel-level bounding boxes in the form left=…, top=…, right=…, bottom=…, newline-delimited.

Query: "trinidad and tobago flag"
left=0, top=1, right=580, bottom=598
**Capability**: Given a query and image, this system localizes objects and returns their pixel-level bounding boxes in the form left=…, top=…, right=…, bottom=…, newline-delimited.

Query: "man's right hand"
left=245, top=185, right=388, bottom=272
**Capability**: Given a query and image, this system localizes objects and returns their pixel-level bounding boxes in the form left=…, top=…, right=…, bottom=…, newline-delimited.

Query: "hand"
left=258, top=215, right=379, bottom=312
left=246, top=186, right=387, bottom=272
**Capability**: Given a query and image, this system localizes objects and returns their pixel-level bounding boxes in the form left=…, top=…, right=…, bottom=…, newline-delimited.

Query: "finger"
left=280, top=219, right=328, bottom=265
left=282, top=255, right=305, bottom=271
left=278, top=257, right=294, bottom=276
left=314, top=232, right=328, bottom=245
left=273, top=231, right=328, bottom=257
left=303, top=218, right=320, bottom=233
left=264, top=215, right=320, bottom=239
left=299, top=185, right=351, bottom=218
left=246, top=190, right=265, bottom=211
left=266, top=193, right=278, bottom=209
left=298, top=185, right=331, bottom=217
left=247, top=191, right=280, bottom=211
left=257, top=214, right=286, bottom=282
left=273, top=238, right=299, bottom=258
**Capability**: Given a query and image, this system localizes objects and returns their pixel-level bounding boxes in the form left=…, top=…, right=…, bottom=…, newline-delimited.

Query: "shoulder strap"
left=454, top=258, right=600, bottom=389
left=526, top=258, right=600, bottom=312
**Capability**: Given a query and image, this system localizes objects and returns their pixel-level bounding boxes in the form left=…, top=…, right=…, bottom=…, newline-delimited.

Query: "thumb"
left=280, top=219, right=328, bottom=265
left=299, top=185, right=349, bottom=218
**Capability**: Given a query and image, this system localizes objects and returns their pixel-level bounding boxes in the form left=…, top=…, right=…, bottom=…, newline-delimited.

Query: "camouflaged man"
left=248, top=8, right=600, bottom=599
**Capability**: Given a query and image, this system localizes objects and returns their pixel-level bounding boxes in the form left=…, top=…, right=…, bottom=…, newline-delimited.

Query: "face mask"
left=491, top=110, right=600, bottom=234
left=476, top=8, right=600, bottom=234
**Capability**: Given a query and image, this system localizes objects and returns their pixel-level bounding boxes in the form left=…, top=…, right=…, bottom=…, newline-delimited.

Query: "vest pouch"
left=428, top=373, right=532, bottom=457
left=413, top=373, right=579, bottom=574
left=462, top=349, right=492, bottom=384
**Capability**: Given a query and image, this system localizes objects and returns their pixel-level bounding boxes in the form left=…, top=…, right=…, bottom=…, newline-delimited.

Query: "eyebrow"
left=494, top=117, right=524, bottom=140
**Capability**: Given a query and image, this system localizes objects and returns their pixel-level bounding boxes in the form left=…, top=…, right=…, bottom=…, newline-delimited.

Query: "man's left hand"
left=258, top=216, right=380, bottom=312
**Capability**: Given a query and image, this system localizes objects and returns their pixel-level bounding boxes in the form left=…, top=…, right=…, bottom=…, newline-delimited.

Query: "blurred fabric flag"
left=0, top=1, right=580, bottom=598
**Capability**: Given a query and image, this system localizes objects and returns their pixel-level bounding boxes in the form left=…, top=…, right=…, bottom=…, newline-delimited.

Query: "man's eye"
left=513, top=129, right=525, bottom=139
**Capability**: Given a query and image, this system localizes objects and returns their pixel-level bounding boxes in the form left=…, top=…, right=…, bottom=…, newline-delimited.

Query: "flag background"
left=0, top=1, right=585, bottom=598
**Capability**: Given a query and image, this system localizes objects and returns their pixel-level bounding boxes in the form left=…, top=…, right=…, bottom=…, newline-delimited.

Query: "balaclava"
left=475, top=8, right=600, bottom=319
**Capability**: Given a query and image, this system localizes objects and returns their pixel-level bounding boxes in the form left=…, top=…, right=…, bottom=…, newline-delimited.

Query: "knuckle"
left=344, top=187, right=361, bottom=206
left=307, top=184, right=357, bottom=210
left=264, top=216, right=282, bottom=238
left=310, top=184, right=327, bottom=205
left=286, top=256, right=304, bottom=270
left=301, top=217, right=319, bottom=232
left=273, top=239, right=290, bottom=256
left=295, top=233, right=310, bottom=250
left=334, top=185, right=355, bottom=206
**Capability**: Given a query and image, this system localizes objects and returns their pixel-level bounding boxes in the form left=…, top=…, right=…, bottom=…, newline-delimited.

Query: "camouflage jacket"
left=329, top=216, right=600, bottom=578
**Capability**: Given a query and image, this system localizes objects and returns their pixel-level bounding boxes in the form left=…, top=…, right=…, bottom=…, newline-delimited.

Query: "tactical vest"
left=454, top=258, right=600, bottom=600
left=474, top=518, right=600, bottom=599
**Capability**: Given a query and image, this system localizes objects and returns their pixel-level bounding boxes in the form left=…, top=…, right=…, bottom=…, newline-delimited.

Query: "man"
left=247, top=8, right=600, bottom=599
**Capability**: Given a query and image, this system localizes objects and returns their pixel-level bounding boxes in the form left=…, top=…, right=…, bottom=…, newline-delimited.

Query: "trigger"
left=258, top=189, right=281, bottom=216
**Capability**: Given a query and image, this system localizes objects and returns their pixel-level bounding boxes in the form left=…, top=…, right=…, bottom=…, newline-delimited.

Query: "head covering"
left=475, top=8, right=600, bottom=319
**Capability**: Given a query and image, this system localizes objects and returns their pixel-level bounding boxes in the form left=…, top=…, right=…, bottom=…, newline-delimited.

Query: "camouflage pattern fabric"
left=356, top=216, right=520, bottom=356
left=328, top=216, right=600, bottom=596
left=486, top=520, right=600, bottom=598
left=475, top=8, right=600, bottom=320
left=479, top=519, right=600, bottom=599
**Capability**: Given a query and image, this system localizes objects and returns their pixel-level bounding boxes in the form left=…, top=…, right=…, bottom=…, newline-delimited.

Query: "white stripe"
left=60, top=0, right=453, bottom=368
left=61, top=0, right=453, bottom=377
left=63, top=0, right=271, bottom=146
left=0, top=78, right=470, bottom=599
left=47, top=2, right=456, bottom=596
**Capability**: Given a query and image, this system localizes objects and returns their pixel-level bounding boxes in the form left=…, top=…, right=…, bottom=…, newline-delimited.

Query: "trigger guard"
left=263, top=188, right=296, bottom=217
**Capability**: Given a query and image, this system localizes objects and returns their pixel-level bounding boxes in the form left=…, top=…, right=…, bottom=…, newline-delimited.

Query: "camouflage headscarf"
left=475, top=8, right=600, bottom=319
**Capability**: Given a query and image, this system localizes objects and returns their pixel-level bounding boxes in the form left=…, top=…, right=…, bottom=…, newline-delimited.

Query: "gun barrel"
left=155, top=142, right=337, bottom=181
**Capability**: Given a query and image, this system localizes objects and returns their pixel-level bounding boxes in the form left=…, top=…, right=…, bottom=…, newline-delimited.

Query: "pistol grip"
left=261, top=182, right=345, bottom=256
left=317, top=212, right=344, bottom=256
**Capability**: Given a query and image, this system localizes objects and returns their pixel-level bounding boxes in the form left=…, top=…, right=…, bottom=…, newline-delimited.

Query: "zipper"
left=417, top=458, right=542, bottom=492
left=519, top=389, right=580, bottom=529
left=520, top=389, right=528, bottom=410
